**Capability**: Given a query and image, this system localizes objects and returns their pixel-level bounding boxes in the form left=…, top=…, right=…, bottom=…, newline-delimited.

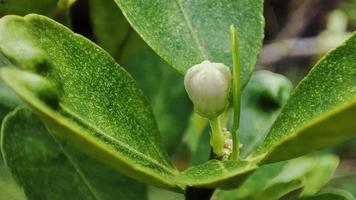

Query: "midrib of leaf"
left=60, top=105, right=177, bottom=176
left=51, top=134, right=103, bottom=200
left=175, top=0, right=208, bottom=60
left=217, top=161, right=228, bottom=174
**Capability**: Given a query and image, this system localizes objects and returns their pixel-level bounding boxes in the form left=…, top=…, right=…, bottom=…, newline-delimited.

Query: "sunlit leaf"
left=115, top=0, right=264, bottom=88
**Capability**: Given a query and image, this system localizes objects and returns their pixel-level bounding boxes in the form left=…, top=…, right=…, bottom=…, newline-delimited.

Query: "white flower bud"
left=184, top=60, right=231, bottom=119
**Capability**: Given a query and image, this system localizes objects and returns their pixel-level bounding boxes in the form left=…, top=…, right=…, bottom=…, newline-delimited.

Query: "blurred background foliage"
left=1, top=0, right=356, bottom=199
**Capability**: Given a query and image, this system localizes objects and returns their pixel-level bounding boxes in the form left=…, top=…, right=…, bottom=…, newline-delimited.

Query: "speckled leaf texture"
left=119, top=32, right=192, bottom=154
left=252, top=32, right=356, bottom=163
left=176, top=159, right=257, bottom=189
left=114, top=0, right=264, bottom=88
left=0, top=14, right=181, bottom=191
left=1, top=107, right=146, bottom=200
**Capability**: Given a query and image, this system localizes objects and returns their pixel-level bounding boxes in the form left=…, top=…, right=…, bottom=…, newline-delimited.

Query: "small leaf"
left=216, top=154, right=339, bottom=200
left=238, top=70, right=292, bottom=157
left=183, top=112, right=210, bottom=165
left=298, top=189, right=355, bottom=200
left=176, top=159, right=257, bottom=189
left=89, top=0, right=130, bottom=56
left=1, top=107, right=147, bottom=200
left=0, top=15, right=181, bottom=191
left=301, top=155, right=340, bottom=196
left=252, top=32, right=356, bottom=163
left=114, top=0, right=264, bottom=88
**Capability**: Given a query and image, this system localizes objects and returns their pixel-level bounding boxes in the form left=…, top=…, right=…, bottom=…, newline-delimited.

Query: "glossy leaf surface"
left=115, top=0, right=264, bottom=88
left=0, top=15, right=180, bottom=191
left=177, top=160, right=256, bottom=189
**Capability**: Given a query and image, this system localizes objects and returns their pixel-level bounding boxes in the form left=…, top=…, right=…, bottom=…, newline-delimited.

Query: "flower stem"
left=209, top=116, right=225, bottom=157
left=230, top=25, right=241, bottom=160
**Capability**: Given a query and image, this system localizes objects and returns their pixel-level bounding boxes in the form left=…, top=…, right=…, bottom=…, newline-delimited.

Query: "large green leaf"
left=252, top=32, right=356, bottom=163
left=89, top=0, right=130, bottom=57
left=1, top=107, right=146, bottom=200
left=0, top=14, right=181, bottom=191
left=119, top=32, right=192, bottom=153
left=216, top=154, right=339, bottom=200
left=114, top=0, right=264, bottom=88
left=238, top=70, right=292, bottom=157
left=176, top=159, right=257, bottom=189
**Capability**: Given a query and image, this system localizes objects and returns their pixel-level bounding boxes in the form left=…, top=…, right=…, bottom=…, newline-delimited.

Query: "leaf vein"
left=51, top=135, right=103, bottom=200
left=175, top=0, right=207, bottom=60
left=61, top=106, right=177, bottom=176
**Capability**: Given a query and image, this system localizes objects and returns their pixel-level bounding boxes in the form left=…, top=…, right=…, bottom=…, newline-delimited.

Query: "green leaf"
left=0, top=78, right=22, bottom=161
left=1, top=107, right=146, bottom=200
left=216, top=154, right=339, bottom=200
left=0, top=14, right=181, bottom=191
left=0, top=167, right=27, bottom=200
left=0, top=79, right=22, bottom=123
left=252, top=32, right=356, bottom=164
left=0, top=0, right=58, bottom=16
left=89, top=0, right=130, bottom=57
left=120, top=33, right=192, bottom=153
left=238, top=70, right=292, bottom=157
left=182, top=112, right=210, bottom=165
left=298, top=189, right=355, bottom=200
left=114, top=0, right=264, bottom=88
left=148, top=186, right=184, bottom=200
left=301, top=155, right=340, bottom=196
left=176, top=159, right=257, bottom=189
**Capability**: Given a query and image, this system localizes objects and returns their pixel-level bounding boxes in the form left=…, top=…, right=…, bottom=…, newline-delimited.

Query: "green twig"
left=230, top=25, right=241, bottom=160
left=209, top=116, right=224, bottom=158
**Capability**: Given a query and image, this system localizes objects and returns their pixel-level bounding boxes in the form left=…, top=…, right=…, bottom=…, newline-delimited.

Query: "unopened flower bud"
left=184, top=60, right=231, bottom=119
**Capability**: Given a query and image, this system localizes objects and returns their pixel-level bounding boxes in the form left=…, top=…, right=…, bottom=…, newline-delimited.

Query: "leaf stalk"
left=230, top=25, right=241, bottom=160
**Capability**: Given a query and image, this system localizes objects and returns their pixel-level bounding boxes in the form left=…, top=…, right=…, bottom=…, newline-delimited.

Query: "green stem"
left=230, top=25, right=241, bottom=160
left=209, top=116, right=225, bottom=157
